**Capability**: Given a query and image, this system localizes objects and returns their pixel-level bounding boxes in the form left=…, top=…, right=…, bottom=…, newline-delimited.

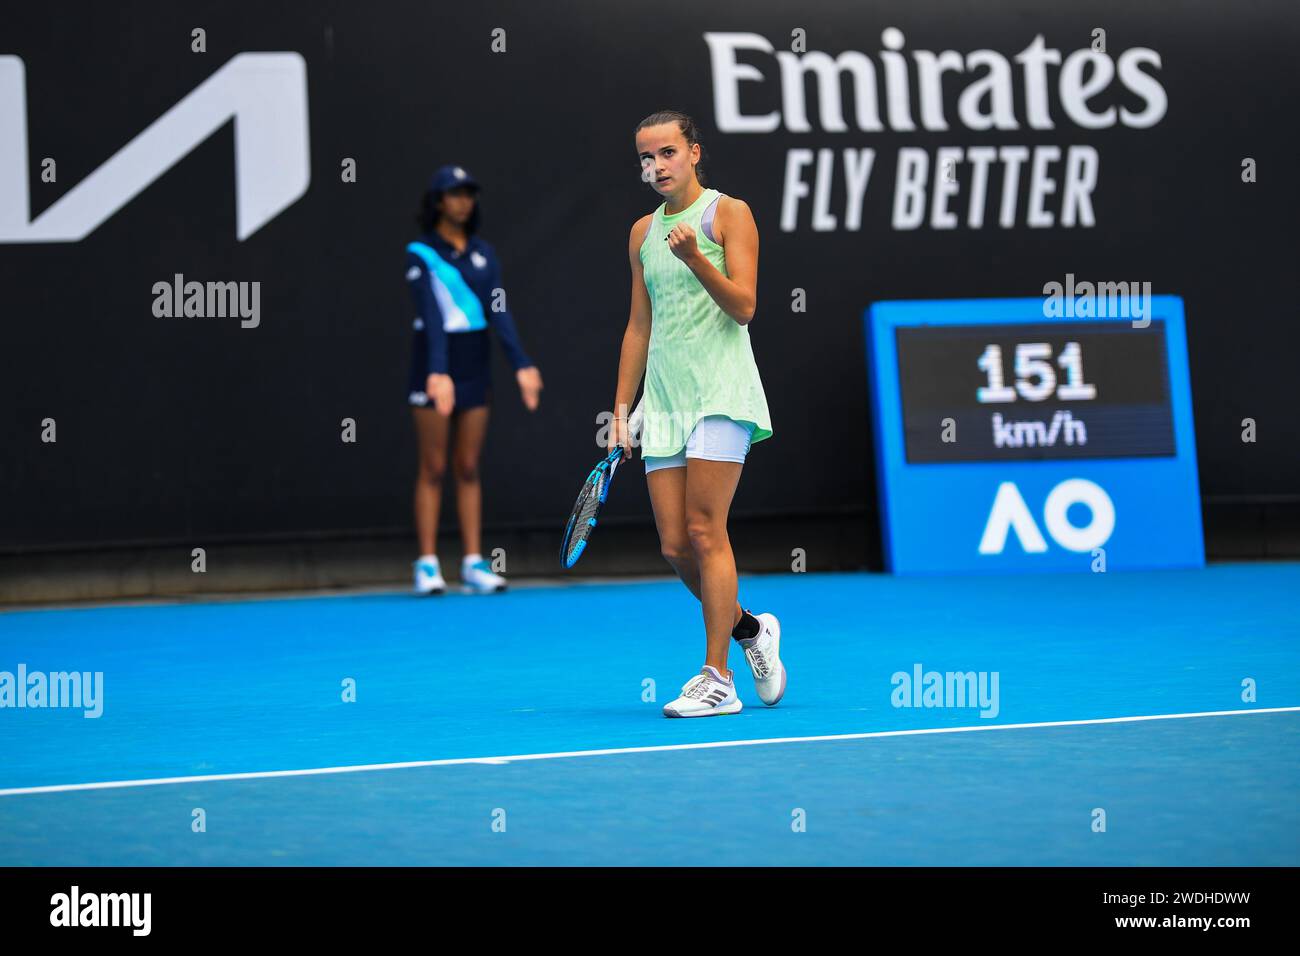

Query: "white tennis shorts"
left=643, top=415, right=755, bottom=473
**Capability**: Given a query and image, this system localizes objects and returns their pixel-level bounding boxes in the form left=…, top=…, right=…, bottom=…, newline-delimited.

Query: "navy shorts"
left=408, top=328, right=492, bottom=410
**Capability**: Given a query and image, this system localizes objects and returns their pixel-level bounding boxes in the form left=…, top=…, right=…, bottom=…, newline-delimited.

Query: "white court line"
left=1, top=705, right=1297, bottom=798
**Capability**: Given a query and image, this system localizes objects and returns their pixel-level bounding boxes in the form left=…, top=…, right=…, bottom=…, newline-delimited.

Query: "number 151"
left=977, top=342, right=1097, bottom=403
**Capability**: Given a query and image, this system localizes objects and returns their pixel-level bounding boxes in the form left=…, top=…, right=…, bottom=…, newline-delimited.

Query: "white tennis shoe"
left=663, top=665, right=743, bottom=718
left=461, top=555, right=507, bottom=593
left=414, top=556, right=446, bottom=595
left=737, top=612, right=786, bottom=705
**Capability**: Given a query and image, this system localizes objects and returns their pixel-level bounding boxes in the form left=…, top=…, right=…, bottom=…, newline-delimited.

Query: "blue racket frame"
left=560, top=397, right=644, bottom=569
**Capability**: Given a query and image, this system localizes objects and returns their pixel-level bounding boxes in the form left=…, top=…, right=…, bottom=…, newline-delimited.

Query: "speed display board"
left=866, top=297, right=1203, bottom=574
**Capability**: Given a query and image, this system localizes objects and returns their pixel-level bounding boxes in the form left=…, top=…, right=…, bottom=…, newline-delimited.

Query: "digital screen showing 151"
left=896, top=321, right=1175, bottom=463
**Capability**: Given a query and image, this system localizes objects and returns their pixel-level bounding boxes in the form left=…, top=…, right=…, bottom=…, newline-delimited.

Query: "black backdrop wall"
left=2, top=0, right=1298, bottom=558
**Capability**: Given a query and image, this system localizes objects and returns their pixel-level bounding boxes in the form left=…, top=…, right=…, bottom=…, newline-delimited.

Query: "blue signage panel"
left=867, top=297, right=1204, bottom=574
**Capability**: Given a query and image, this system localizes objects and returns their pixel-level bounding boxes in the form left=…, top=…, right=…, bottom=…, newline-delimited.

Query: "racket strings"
left=563, top=469, right=609, bottom=565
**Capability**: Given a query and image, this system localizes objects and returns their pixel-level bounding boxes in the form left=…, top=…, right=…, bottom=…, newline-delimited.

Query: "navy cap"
left=429, top=164, right=481, bottom=194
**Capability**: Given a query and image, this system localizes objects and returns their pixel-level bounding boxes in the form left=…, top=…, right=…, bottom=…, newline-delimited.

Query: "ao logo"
left=978, top=478, right=1115, bottom=554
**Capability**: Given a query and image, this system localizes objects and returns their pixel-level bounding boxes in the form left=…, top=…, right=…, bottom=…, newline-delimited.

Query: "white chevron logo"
left=0, top=52, right=310, bottom=243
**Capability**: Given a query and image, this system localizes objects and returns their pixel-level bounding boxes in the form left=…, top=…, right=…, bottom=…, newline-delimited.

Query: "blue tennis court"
left=2, top=564, right=1297, bottom=866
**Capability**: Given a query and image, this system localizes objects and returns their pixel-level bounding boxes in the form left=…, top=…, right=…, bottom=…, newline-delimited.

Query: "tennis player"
left=610, top=111, right=786, bottom=717
left=406, top=165, right=544, bottom=594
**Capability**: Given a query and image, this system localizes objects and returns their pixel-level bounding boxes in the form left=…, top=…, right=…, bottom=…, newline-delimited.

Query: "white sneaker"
left=461, top=555, right=507, bottom=593
left=414, top=556, right=446, bottom=595
left=738, top=611, right=786, bottom=705
left=663, top=665, right=743, bottom=718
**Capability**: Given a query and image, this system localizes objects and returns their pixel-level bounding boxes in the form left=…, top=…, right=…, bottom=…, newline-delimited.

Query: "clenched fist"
left=666, top=222, right=700, bottom=264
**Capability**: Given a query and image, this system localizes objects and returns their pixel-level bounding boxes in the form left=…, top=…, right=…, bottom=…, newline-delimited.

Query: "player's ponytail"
left=635, top=110, right=709, bottom=187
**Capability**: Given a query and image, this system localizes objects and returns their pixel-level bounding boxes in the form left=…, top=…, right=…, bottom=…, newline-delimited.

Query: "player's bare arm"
left=665, top=195, right=758, bottom=325
left=610, top=214, right=654, bottom=455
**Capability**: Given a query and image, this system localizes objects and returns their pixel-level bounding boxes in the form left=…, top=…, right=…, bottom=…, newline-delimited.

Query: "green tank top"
left=637, top=187, right=773, bottom=458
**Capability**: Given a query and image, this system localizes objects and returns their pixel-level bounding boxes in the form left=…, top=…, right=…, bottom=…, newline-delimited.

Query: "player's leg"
left=685, top=416, right=785, bottom=705
left=647, top=457, right=748, bottom=717
left=646, top=461, right=743, bottom=623
left=646, top=461, right=692, bottom=590
left=412, top=404, right=451, bottom=593
left=683, top=456, right=745, bottom=675
left=660, top=454, right=746, bottom=718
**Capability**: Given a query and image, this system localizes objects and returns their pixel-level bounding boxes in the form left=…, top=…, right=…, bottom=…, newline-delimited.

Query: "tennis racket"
left=560, top=395, right=645, bottom=569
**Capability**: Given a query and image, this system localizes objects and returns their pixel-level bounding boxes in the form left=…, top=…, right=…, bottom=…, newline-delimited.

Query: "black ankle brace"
left=731, top=609, right=760, bottom=641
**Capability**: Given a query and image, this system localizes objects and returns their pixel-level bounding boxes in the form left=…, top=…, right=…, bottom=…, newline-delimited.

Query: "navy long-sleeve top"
left=404, top=230, right=533, bottom=375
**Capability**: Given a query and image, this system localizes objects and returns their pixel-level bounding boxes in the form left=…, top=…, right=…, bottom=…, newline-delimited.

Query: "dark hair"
left=634, top=110, right=708, bottom=187
left=417, top=187, right=481, bottom=236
